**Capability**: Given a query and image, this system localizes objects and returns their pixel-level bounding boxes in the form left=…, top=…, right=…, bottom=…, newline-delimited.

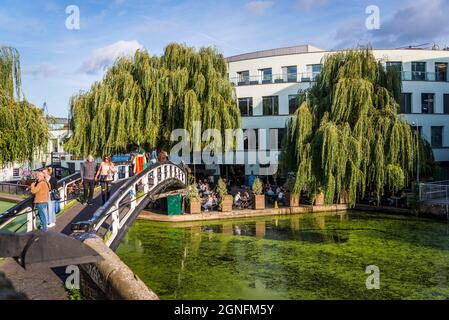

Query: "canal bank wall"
left=138, top=203, right=448, bottom=223
left=79, top=236, right=159, bottom=300
left=138, top=204, right=350, bottom=222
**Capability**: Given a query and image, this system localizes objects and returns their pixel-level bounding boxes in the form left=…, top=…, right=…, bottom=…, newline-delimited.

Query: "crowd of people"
left=30, top=147, right=172, bottom=231
left=264, top=183, right=286, bottom=206
left=194, top=177, right=288, bottom=212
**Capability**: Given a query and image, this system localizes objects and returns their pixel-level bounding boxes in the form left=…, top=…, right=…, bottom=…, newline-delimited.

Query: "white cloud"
left=79, top=40, right=144, bottom=74
left=245, top=1, right=274, bottom=16
left=24, top=64, right=60, bottom=78
left=297, top=0, right=327, bottom=11
left=332, top=0, right=449, bottom=49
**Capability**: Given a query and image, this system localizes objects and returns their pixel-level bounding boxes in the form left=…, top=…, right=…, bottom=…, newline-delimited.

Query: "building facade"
left=0, top=118, right=83, bottom=182
left=225, top=45, right=449, bottom=177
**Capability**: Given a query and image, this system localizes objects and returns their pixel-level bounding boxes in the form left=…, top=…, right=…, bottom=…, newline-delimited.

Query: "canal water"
left=116, top=211, right=449, bottom=300
left=0, top=200, right=14, bottom=213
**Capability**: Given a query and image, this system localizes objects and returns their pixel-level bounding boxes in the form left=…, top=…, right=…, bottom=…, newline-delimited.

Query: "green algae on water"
left=116, top=211, right=449, bottom=300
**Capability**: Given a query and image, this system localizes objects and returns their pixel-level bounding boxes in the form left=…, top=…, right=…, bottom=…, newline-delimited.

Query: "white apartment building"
left=225, top=44, right=449, bottom=177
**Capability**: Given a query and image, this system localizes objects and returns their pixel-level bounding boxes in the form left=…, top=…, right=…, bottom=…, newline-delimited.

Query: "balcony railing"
left=230, top=73, right=319, bottom=86
left=401, top=71, right=448, bottom=82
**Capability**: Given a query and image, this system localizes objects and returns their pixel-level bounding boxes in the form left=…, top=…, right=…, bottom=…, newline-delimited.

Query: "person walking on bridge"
left=44, top=167, right=59, bottom=228
left=95, top=156, right=116, bottom=205
left=81, top=155, right=97, bottom=205
left=30, top=171, right=50, bottom=231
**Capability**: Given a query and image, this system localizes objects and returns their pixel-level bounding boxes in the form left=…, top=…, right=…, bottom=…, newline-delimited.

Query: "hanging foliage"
left=282, top=49, right=436, bottom=207
left=0, top=46, right=48, bottom=165
left=66, top=43, right=241, bottom=156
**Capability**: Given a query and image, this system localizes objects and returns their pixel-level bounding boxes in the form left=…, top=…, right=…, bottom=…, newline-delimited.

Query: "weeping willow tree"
left=66, top=43, right=241, bottom=156
left=0, top=46, right=49, bottom=165
left=282, top=49, right=436, bottom=207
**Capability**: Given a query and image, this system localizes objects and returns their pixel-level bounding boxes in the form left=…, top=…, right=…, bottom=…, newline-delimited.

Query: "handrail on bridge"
left=72, top=161, right=187, bottom=249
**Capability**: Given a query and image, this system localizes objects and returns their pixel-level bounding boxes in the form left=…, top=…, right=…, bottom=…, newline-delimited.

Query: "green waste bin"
left=167, top=194, right=182, bottom=215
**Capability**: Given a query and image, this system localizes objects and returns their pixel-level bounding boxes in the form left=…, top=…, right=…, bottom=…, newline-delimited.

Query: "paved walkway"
left=0, top=182, right=124, bottom=300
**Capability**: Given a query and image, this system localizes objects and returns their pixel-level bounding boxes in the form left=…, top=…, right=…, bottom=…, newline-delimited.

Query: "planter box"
left=254, top=194, right=265, bottom=210
left=314, top=192, right=325, bottom=206
left=221, top=195, right=233, bottom=212
left=188, top=198, right=201, bottom=214
left=286, top=192, right=299, bottom=207
left=339, top=190, right=349, bottom=204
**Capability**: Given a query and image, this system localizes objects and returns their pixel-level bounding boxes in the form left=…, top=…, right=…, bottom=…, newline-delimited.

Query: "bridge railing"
left=419, top=182, right=449, bottom=204
left=72, top=161, right=187, bottom=248
left=0, top=162, right=132, bottom=233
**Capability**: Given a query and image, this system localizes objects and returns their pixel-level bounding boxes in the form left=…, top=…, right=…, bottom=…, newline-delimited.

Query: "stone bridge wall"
left=80, top=236, right=159, bottom=300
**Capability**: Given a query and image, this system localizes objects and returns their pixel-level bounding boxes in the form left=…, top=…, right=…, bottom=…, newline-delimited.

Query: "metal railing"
left=229, top=72, right=319, bottom=86
left=400, top=71, right=448, bottom=82
left=72, top=161, right=187, bottom=249
left=419, top=181, right=449, bottom=204
left=0, top=183, right=31, bottom=196
left=0, top=162, right=133, bottom=233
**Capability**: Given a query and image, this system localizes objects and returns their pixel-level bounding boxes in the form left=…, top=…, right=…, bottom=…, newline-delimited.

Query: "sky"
left=1, top=0, right=449, bottom=117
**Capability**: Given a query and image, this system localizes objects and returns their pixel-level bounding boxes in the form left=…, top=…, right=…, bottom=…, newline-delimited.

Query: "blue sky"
left=1, top=0, right=448, bottom=117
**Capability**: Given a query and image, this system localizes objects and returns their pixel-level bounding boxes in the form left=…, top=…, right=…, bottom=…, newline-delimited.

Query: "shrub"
left=252, top=177, right=263, bottom=195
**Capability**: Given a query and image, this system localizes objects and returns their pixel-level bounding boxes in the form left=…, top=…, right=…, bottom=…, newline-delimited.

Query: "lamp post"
left=412, top=120, right=420, bottom=185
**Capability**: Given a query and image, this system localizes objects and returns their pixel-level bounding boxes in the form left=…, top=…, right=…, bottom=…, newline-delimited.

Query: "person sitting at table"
left=266, top=187, right=275, bottom=203
left=266, top=187, right=275, bottom=197
left=277, top=188, right=285, bottom=206
left=234, top=191, right=242, bottom=208
left=212, top=193, right=218, bottom=208
left=203, top=184, right=211, bottom=196
left=202, top=194, right=213, bottom=212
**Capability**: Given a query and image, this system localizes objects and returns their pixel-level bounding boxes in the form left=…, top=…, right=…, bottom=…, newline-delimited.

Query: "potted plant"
left=314, top=189, right=325, bottom=206
left=284, top=177, right=299, bottom=207
left=217, top=178, right=233, bottom=212
left=339, top=190, right=349, bottom=204
left=186, top=184, right=201, bottom=214
left=252, top=177, right=265, bottom=210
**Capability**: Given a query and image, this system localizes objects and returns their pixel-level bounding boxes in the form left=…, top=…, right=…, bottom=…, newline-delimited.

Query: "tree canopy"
left=66, top=43, right=241, bottom=156
left=281, top=49, right=436, bottom=206
left=0, top=46, right=48, bottom=165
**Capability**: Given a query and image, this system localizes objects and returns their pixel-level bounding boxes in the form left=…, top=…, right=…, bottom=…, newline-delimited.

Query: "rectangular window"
left=237, top=70, right=249, bottom=85
left=277, top=128, right=285, bottom=149
left=431, top=126, right=443, bottom=148
left=260, top=68, right=272, bottom=84
left=399, top=93, right=412, bottom=114
left=238, top=97, right=253, bottom=116
left=288, top=95, right=299, bottom=114
left=412, top=62, right=426, bottom=81
left=444, top=94, right=449, bottom=114
left=12, top=168, right=20, bottom=177
left=51, top=139, right=58, bottom=153
left=386, top=61, right=403, bottom=72
left=421, top=93, right=434, bottom=114
left=244, top=129, right=258, bottom=150
left=262, top=96, right=279, bottom=115
left=435, top=62, right=448, bottom=81
left=307, top=64, right=321, bottom=80
left=282, top=66, right=297, bottom=82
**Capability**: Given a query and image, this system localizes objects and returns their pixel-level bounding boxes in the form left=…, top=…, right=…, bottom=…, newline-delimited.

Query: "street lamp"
left=412, top=120, right=420, bottom=185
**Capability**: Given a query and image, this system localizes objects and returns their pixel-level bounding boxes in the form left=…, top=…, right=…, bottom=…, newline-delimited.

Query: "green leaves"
left=282, top=49, right=435, bottom=207
left=67, top=43, right=240, bottom=156
left=0, top=47, right=48, bottom=166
